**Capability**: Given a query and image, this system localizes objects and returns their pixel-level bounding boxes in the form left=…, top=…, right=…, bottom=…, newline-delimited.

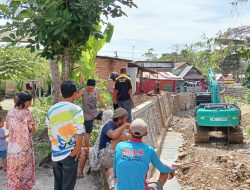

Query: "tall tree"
left=143, top=48, right=158, bottom=61
left=0, top=0, right=137, bottom=102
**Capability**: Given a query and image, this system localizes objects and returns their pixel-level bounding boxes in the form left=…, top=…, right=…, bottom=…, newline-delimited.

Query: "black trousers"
left=52, top=156, right=78, bottom=190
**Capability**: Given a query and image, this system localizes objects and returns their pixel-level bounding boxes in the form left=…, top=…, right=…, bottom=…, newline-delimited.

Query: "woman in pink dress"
left=6, top=92, right=36, bottom=190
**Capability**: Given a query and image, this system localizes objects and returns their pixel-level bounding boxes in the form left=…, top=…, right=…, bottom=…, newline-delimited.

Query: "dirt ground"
left=171, top=104, right=250, bottom=190
left=133, top=94, right=157, bottom=107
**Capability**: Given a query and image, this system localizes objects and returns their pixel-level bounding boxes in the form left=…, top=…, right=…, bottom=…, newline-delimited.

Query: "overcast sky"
left=99, top=0, right=250, bottom=60
left=0, top=0, right=249, bottom=60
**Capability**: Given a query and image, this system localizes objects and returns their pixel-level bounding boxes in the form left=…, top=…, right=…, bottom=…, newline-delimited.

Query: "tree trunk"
left=61, top=47, right=72, bottom=81
left=49, top=57, right=62, bottom=103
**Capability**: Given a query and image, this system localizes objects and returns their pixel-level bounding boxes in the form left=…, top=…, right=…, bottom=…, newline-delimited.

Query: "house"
left=215, top=74, right=225, bottom=84
left=2, top=79, right=46, bottom=98
left=95, top=56, right=154, bottom=94
left=135, top=61, right=174, bottom=72
left=137, top=71, right=183, bottom=94
left=95, top=56, right=131, bottom=93
left=173, top=62, right=205, bottom=92
left=224, top=74, right=235, bottom=84
left=172, top=62, right=188, bottom=75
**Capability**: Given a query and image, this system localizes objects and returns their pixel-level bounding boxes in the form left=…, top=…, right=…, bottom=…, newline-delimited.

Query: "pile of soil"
left=170, top=106, right=250, bottom=190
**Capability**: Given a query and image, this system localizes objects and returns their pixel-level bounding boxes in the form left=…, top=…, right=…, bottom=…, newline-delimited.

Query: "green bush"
left=97, top=79, right=112, bottom=107
left=224, top=96, right=237, bottom=103
left=32, top=96, right=53, bottom=129
left=241, top=89, right=250, bottom=104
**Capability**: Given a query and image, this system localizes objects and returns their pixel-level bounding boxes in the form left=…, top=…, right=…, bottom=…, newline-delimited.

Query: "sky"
left=99, top=0, right=250, bottom=60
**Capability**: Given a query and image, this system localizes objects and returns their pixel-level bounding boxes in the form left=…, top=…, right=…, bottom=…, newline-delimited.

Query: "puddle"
left=160, top=132, right=184, bottom=190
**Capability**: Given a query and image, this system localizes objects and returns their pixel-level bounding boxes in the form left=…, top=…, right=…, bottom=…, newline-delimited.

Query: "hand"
left=83, top=147, right=89, bottom=154
left=168, top=170, right=175, bottom=180
left=123, top=123, right=131, bottom=130
left=70, top=146, right=82, bottom=157
left=131, top=99, right=135, bottom=108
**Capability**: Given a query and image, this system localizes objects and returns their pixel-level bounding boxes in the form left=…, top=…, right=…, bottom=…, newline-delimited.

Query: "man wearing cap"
left=114, top=68, right=133, bottom=122
left=98, top=107, right=131, bottom=190
left=77, top=79, right=108, bottom=148
left=113, top=118, right=175, bottom=190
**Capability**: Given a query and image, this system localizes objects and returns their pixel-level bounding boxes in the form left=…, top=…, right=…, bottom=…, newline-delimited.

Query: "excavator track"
left=193, top=123, right=210, bottom=144
left=227, top=127, right=243, bottom=144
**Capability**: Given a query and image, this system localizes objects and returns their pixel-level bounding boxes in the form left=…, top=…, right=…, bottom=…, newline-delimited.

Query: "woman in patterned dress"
left=6, top=92, right=36, bottom=190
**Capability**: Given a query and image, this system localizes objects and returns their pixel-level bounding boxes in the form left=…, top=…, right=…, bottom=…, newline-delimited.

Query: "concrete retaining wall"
left=220, top=83, right=247, bottom=98
left=131, top=92, right=195, bottom=149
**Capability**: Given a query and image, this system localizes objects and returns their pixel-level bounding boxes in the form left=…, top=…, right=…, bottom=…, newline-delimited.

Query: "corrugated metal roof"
left=143, top=72, right=183, bottom=81
left=178, top=65, right=194, bottom=78
left=215, top=74, right=224, bottom=81
left=136, top=61, right=174, bottom=68
left=173, top=62, right=187, bottom=70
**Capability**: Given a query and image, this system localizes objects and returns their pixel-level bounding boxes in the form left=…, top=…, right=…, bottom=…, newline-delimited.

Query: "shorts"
left=84, top=111, right=103, bottom=134
left=99, top=145, right=114, bottom=169
left=0, top=150, right=7, bottom=158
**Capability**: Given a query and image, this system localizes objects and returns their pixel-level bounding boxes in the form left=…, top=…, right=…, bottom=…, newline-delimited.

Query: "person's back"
left=115, top=74, right=132, bottom=102
left=114, top=140, right=173, bottom=190
left=46, top=80, right=84, bottom=190
left=114, top=141, right=151, bottom=189
left=114, top=118, right=174, bottom=190
left=46, top=101, right=84, bottom=161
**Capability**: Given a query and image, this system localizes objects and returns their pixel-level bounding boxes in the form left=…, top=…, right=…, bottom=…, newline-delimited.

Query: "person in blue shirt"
left=113, top=118, right=175, bottom=190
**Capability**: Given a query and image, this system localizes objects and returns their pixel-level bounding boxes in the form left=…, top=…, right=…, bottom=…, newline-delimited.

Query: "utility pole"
left=132, top=46, right=135, bottom=61
left=114, top=51, right=118, bottom=58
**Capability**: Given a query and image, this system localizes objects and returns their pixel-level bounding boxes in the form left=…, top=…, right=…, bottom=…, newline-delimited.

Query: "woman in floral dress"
left=6, top=92, right=36, bottom=190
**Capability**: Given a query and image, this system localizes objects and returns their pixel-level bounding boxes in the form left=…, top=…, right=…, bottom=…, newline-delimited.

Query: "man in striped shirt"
left=46, top=80, right=85, bottom=190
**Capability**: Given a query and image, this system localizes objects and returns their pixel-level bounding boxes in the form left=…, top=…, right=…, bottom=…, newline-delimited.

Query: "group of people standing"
left=0, top=67, right=175, bottom=190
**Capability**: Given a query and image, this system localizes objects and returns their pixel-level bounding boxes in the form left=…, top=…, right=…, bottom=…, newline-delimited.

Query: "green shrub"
left=32, top=96, right=53, bottom=129
left=241, top=89, right=250, bottom=104
left=224, top=96, right=237, bottom=103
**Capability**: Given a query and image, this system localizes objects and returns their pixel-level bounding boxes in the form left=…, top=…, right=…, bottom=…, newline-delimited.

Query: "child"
left=0, top=113, right=8, bottom=171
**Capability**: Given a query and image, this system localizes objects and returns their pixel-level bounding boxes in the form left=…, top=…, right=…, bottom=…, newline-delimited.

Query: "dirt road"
left=171, top=107, right=250, bottom=190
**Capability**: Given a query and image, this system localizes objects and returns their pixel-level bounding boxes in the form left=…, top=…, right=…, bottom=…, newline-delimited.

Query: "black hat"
left=87, top=79, right=96, bottom=86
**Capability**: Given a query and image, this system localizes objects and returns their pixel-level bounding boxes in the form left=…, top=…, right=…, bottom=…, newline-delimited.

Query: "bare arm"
left=30, top=126, right=36, bottom=135
left=106, top=123, right=130, bottom=140
left=128, top=89, right=133, bottom=99
left=98, top=96, right=108, bottom=109
left=113, top=89, right=118, bottom=104
left=75, top=89, right=84, bottom=99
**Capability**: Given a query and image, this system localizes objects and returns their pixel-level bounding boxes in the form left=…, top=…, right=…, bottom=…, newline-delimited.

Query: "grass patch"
left=244, top=126, right=250, bottom=138
left=224, top=96, right=237, bottom=103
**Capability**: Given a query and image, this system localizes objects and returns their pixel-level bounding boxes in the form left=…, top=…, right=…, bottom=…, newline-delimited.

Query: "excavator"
left=193, top=69, right=243, bottom=144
